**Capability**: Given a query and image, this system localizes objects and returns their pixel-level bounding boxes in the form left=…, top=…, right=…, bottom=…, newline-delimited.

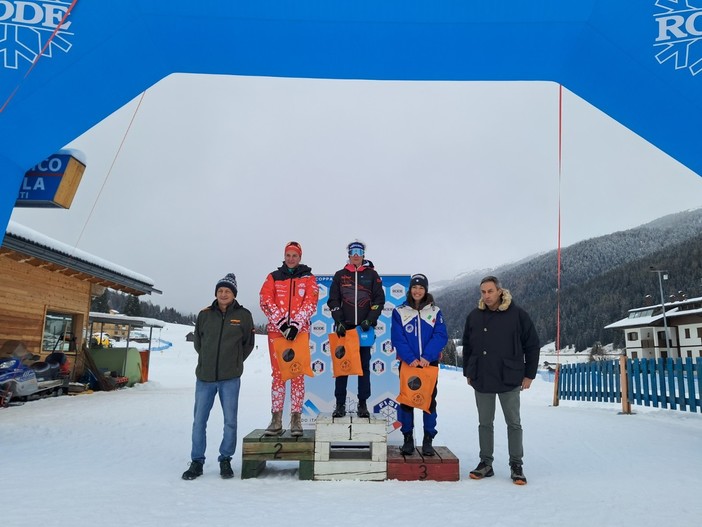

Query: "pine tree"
left=440, top=339, right=460, bottom=367
left=588, top=341, right=606, bottom=362
left=124, top=295, right=141, bottom=316
left=91, top=290, right=110, bottom=313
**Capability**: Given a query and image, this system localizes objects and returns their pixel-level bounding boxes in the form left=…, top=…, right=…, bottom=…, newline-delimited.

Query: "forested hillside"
left=91, top=289, right=196, bottom=325
left=434, top=208, right=702, bottom=351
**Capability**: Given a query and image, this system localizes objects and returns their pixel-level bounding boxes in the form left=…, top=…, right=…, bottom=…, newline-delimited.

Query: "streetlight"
left=649, top=267, right=671, bottom=359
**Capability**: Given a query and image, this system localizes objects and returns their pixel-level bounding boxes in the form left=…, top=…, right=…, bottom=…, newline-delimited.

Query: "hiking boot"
left=182, top=460, right=203, bottom=480
left=469, top=461, right=494, bottom=480
left=400, top=432, right=414, bottom=455
left=219, top=458, right=234, bottom=479
left=290, top=412, right=303, bottom=437
left=264, top=411, right=283, bottom=436
left=332, top=403, right=346, bottom=418
left=510, top=462, right=527, bottom=485
left=421, top=432, right=435, bottom=456
left=357, top=400, right=370, bottom=418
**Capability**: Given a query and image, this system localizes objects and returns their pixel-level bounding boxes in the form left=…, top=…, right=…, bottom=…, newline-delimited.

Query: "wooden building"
left=0, top=221, right=159, bottom=380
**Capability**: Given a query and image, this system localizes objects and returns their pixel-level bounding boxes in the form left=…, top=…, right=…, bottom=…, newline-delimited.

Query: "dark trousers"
left=334, top=345, right=371, bottom=403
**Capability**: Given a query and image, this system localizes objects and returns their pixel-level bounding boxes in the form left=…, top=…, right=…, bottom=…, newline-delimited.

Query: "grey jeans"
left=474, top=386, right=523, bottom=465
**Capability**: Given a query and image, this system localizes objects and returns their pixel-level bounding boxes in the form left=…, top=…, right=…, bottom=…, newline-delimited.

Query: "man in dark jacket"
left=327, top=240, right=385, bottom=418
left=462, top=275, right=540, bottom=485
left=182, top=272, right=255, bottom=481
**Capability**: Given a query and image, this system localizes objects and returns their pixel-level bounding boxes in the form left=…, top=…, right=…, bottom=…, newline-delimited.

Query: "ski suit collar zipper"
left=286, top=276, right=296, bottom=326
left=416, top=306, right=423, bottom=357
left=354, top=268, right=358, bottom=325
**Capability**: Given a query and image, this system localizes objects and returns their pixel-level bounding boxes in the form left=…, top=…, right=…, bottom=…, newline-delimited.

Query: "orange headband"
left=285, top=241, right=302, bottom=256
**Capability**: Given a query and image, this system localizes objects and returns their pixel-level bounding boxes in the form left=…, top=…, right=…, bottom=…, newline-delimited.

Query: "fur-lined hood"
left=477, top=288, right=512, bottom=311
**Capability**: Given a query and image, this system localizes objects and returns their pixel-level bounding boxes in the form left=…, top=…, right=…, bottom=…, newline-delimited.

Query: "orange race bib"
left=396, top=363, right=439, bottom=413
left=273, top=333, right=314, bottom=382
left=328, top=330, right=363, bottom=378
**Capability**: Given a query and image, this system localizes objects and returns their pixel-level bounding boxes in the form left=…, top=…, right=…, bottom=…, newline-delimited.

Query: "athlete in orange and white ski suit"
left=259, top=242, right=319, bottom=413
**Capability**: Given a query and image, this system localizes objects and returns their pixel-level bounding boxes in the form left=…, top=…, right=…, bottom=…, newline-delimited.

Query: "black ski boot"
left=332, top=403, right=346, bottom=417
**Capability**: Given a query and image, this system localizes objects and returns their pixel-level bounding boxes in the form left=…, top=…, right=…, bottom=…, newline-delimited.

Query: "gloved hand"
left=281, top=321, right=300, bottom=341
left=335, top=323, right=346, bottom=337
left=283, top=325, right=298, bottom=341
left=360, top=319, right=371, bottom=331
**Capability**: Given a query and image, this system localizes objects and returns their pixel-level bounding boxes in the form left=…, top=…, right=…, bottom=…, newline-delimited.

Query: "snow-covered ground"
left=2, top=323, right=700, bottom=526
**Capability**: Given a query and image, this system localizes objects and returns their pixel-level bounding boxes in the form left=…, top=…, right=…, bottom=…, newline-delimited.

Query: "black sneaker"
left=332, top=403, right=346, bottom=418
left=220, top=458, right=234, bottom=479
left=357, top=400, right=370, bottom=418
left=469, top=461, right=494, bottom=480
left=510, top=463, right=527, bottom=485
left=182, top=460, right=203, bottom=480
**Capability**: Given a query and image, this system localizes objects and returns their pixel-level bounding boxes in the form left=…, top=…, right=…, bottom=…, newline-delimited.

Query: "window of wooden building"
left=42, top=311, right=81, bottom=353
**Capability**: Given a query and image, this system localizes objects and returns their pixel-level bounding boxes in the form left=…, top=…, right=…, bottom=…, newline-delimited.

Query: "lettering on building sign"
left=22, top=177, right=45, bottom=191
left=31, top=156, right=64, bottom=173
left=15, top=152, right=85, bottom=208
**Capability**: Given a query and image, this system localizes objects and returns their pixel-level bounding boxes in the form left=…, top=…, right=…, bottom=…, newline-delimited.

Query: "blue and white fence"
left=554, top=357, right=702, bottom=413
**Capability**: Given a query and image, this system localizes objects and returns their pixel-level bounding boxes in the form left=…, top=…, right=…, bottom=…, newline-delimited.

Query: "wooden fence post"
left=619, top=355, right=631, bottom=414
left=552, top=364, right=560, bottom=407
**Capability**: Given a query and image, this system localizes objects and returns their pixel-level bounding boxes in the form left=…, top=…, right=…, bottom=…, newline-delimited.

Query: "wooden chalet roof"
left=2, top=225, right=160, bottom=297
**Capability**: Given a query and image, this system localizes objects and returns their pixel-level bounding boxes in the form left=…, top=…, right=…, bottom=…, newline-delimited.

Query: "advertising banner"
left=15, top=151, right=85, bottom=209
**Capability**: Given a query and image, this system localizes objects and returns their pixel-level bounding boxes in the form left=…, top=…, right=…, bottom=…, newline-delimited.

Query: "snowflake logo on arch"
left=0, top=1, right=75, bottom=70
left=653, top=0, right=702, bottom=76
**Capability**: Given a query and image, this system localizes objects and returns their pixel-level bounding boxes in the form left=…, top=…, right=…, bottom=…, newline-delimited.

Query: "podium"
left=313, top=413, right=387, bottom=481
left=241, top=416, right=460, bottom=481
left=241, top=429, right=315, bottom=480
left=386, top=445, right=460, bottom=481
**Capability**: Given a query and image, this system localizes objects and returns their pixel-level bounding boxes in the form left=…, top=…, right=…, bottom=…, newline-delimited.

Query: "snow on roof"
left=6, top=220, right=154, bottom=286
left=58, top=148, right=86, bottom=165
left=605, top=312, right=666, bottom=329
left=603, top=306, right=702, bottom=330
left=89, top=312, right=164, bottom=328
left=607, top=296, right=702, bottom=330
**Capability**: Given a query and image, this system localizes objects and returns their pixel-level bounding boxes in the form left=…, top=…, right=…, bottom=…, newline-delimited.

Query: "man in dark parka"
left=462, top=275, right=540, bottom=485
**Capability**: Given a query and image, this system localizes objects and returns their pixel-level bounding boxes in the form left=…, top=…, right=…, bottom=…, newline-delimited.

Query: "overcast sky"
left=10, top=75, right=702, bottom=322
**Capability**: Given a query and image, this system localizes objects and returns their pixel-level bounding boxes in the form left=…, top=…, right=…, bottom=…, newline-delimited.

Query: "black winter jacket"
left=461, top=289, right=540, bottom=393
left=327, top=261, right=385, bottom=328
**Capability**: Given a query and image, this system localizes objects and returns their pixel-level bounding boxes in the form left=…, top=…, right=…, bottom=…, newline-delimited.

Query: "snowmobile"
left=0, top=342, right=69, bottom=406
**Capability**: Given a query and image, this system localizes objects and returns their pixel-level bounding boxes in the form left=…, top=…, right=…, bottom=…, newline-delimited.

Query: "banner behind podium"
left=304, top=274, right=410, bottom=436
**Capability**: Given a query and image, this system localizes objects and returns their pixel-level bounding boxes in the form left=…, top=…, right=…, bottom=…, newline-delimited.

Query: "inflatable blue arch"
left=1, top=1, right=701, bottom=234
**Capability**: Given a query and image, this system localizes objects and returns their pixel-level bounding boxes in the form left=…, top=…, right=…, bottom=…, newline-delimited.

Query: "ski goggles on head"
left=348, top=248, right=364, bottom=257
